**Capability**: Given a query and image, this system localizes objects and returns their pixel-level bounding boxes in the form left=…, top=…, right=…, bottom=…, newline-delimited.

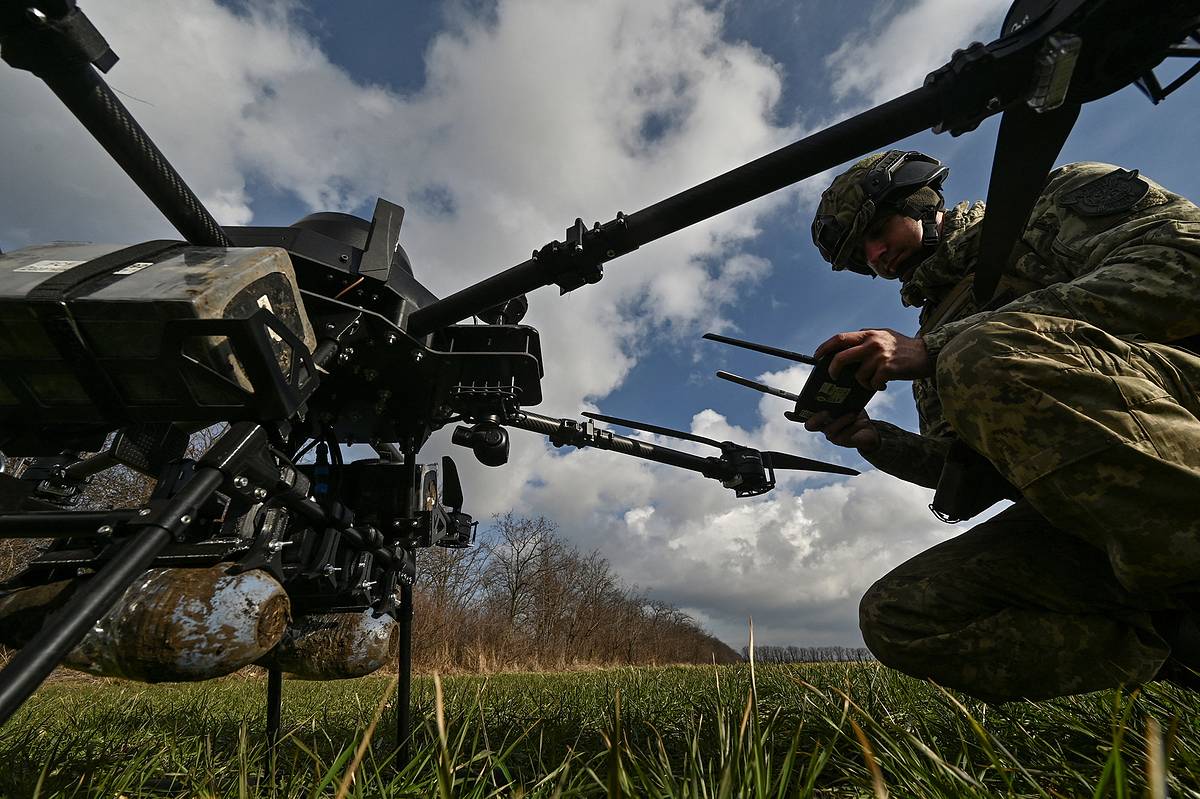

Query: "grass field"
left=0, top=662, right=1197, bottom=797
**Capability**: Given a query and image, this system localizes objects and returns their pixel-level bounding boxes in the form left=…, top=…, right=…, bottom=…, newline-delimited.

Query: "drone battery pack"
left=0, top=243, right=316, bottom=422
left=784, top=355, right=877, bottom=424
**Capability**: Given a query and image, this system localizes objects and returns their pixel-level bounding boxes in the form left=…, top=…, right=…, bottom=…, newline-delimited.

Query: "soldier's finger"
left=828, top=344, right=867, bottom=379
left=804, top=411, right=832, bottom=431
left=813, top=336, right=837, bottom=360
left=854, top=353, right=884, bottom=390
left=827, top=431, right=854, bottom=447
left=833, top=417, right=868, bottom=444
left=870, top=368, right=889, bottom=391
left=814, top=331, right=866, bottom=360
left=823, top=413, right=856, bottom=437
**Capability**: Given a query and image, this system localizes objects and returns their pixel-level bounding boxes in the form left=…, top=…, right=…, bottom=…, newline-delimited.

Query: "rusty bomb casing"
left=0, top=563, right=290, bottom=682
left=258, top=609, right=399, bottom=680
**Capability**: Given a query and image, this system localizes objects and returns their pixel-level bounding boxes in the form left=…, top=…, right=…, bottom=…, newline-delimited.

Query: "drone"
left=0, top=0, right=1195, bottom=772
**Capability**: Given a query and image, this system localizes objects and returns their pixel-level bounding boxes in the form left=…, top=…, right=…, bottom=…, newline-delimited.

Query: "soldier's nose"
left=863, top=239, right=886, bottom=270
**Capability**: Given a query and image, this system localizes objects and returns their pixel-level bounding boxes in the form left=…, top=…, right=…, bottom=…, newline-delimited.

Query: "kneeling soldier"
left=808, top=150, right=1200, bottom=701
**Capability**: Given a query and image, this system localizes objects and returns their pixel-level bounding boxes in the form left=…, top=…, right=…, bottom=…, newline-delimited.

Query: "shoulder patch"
left=1059, top=168, right=1150, bottom=216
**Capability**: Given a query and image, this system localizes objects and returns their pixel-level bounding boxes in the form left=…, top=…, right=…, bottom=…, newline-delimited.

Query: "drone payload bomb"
left=258, top=609, right=400, bottom=680
left=0, top=564, right=290, bottom=682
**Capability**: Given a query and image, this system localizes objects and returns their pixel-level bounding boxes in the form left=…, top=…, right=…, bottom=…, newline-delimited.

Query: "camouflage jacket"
left=861, top=162, right=1200, bottom=487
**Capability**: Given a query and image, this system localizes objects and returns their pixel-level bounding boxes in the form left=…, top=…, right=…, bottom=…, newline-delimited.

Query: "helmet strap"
left=919, top=212, right=940, bottom=251
left=899, top=192, right=944, bottom=266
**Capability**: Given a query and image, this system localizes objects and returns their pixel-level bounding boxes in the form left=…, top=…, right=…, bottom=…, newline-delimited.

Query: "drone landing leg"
left=266, top=666, right=282, bottom=784
left=396, top=447, right=418, bottom=768
left=398, top=578, right=414, bottom=766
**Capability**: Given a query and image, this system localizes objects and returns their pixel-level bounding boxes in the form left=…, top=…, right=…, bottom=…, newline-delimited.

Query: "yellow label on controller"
left=815, top=383, right=851, bottom=404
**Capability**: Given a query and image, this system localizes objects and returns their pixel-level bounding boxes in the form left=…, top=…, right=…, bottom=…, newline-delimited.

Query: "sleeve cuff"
left=859, top=421, right=951, bottom=490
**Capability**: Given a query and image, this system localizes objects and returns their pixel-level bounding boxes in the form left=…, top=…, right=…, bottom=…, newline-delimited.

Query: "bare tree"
left=412, top=543, right=490, bottom=665
left=409, top=511, right=741, bottom=672
left=482, top=512, right=557, bottom=627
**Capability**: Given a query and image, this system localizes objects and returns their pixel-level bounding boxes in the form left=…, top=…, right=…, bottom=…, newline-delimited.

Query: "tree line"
left=0, top=478, right=742, bottom=670
left=411, top=511, right=741, bottom=671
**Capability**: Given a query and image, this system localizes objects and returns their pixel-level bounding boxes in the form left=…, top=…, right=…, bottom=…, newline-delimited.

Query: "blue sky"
left=3, top=0, right=1198, bottom=649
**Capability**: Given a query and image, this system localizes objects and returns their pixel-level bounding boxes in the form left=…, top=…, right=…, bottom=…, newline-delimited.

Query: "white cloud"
left=511, top=438, right=971, bottom=647
left=825, top=0, right=1010, bottom=107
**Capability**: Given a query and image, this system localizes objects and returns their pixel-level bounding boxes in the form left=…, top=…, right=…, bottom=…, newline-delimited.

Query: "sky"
left=2, top=0, right=1199, bottom=650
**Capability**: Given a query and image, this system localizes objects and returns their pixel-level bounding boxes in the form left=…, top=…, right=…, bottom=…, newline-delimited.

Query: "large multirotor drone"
left=0, top=0, right=1194, bottom=769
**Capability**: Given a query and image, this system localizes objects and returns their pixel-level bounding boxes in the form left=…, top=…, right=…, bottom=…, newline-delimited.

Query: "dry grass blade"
left=237, top=720, right=250, bottom=799
left=738, top=690, right=753, bottom=742
left=434, top=672, right=454, bottom=799
left=748, top=617, right=758, bottom=708
left=333, top=674, right=399, bottom=799
left=849, top=717, right=888, bottom=799
left=1146, top=716, right=1166, bottom=799
left=712, top=652, right=722, bottom=705
left=550, top=756, right=571, bottom=799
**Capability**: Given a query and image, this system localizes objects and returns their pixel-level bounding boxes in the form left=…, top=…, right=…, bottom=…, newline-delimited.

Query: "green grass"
left=0, top=663, right=1197, bottom=797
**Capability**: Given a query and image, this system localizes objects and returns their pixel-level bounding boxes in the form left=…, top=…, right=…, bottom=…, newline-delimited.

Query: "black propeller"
left=763, top=451, right=857, bottom=476
left=582, top=412, right=858, bottom=477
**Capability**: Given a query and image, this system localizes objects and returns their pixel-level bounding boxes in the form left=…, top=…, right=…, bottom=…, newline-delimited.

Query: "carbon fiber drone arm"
left=405, top=86, right=939, bottom=337
left=509, top=411, right=729, bottom=481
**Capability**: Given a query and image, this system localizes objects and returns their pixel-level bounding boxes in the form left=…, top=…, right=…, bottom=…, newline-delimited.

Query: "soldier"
left=807, top=150, right=1200, bottom=701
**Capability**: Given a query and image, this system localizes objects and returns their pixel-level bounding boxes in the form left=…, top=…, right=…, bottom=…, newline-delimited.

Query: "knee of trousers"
left=858, top=574, right=920, bottom=671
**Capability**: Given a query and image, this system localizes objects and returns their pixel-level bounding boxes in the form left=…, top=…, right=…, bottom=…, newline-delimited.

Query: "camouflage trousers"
left=861, top=312, right=1200, bottom=702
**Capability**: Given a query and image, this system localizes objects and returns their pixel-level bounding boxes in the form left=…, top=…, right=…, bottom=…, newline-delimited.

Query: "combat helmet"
left=811, top=150, right=949, bottom=275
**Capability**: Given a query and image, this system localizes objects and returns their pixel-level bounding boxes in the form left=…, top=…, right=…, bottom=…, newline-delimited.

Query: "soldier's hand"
left=803, top=410, right=880, bottom=453
left=814, top=328, right=933, bottom=390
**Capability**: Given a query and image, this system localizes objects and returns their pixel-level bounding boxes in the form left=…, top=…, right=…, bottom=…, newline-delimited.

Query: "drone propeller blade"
left=973, top=101, right=1080, bottom=305
left=715, top=371, right=800, bottom=403
left=581, top=412, right=722, bottom=448
left=763, top=451, right=859, bottom=476
left=703, top=333, right=818, bottom=365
